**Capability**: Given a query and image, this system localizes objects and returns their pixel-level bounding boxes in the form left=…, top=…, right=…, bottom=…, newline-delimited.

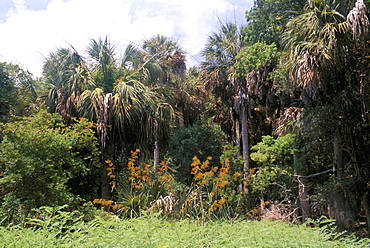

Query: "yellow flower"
left=200, top=160, right=210, bottom=170
left=103, top=200, right=114, bottom=206
left=233, top=172, right=242, bottom=180
left=112, top=204, right=123, bottom=210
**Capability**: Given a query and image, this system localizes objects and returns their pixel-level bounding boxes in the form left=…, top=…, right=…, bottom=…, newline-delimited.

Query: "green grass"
left=0, top=216, right=369, bottom=247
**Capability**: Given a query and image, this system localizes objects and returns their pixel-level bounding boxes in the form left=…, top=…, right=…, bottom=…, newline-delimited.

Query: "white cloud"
left=12, top=0, right=27, bottom=13
left=0, top=0, right=252, bottom=77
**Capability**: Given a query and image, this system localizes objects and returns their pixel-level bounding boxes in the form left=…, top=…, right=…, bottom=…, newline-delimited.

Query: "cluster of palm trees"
left=42, top=35, right=204, bottom=199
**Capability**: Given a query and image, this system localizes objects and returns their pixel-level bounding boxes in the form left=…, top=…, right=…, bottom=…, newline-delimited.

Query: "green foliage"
left=235, top=42, right=279, bottom=77
left=0, top=214, right=368, bottom=247
left=249, top=134, right=297, bottom=196
left=0, top=110, right=99, bottom=220
left=0, top=63, right=15, bottom=122
left=244, top=0, right=306, bottom=45
left=0, top=62, right=37, bottom=122
left=167, top=120, right=225, bottom=184
left=220, top=143, right=245, bottom=174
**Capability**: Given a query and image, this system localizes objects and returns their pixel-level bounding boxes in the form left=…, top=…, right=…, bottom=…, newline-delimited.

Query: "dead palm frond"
left=282, top=0, right=352, bottom=102
left=347, top=0, right=370, bottom=41
left=275, top=107, right=304, bottom=136
left=295, top=51, right=321, bottom=100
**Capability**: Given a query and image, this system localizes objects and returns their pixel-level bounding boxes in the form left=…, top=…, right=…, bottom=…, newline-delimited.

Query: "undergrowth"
left=0, top=207, right=369, bottom=247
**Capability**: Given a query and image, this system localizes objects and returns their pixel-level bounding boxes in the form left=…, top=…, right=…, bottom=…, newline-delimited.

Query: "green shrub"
left=0, top=110, right=99, bottom=224
left=248, top=134, right=297, bottom=200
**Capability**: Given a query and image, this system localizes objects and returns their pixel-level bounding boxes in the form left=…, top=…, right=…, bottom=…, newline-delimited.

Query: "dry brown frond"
left=347, top=0, right=370, bottom=41
left=261, top=201, right=300, bottom=224
left=295, top=51, right=321, bottom=100
left=276, top=107, right=304, bottom=136
left=149, top=193, right=176, bottom=214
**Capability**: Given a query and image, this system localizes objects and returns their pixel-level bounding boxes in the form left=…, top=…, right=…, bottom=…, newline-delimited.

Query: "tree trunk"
left=294, top=152, right=311, bottom=222
left=154, top=140, right=160, bottom=170
left=178, top=105, right=185, bottom=129
left=331, top=128, right=357, bottom=231
left=241, top=106, right=250, bottom=175
left=361, top=192, right=370, bottom=237
left=235, top=116, right=241, bottom=158
left=333, top=128, right=343, bottom=180
left=101, top=166, right=112, bottom=200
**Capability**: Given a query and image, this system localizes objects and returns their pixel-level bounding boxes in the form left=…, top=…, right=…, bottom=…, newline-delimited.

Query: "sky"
left=0, top=0, right=254, bottom=77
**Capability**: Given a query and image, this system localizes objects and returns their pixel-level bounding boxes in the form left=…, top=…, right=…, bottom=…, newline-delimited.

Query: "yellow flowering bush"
left=188, top=156, right=243, bottom=218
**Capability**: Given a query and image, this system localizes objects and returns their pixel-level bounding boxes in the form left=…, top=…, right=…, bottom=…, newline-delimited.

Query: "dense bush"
left=0, top=110, right=99, bottom=224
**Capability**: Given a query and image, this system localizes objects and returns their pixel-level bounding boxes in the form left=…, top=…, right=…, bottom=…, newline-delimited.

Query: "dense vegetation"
left=1, top=208, right=369, bottom=247
left=1, top=0, right=370, bottom=243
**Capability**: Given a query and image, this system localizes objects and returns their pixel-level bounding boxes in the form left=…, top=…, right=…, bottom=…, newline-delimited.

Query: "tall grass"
left=1, top=212, right=369, bottom=247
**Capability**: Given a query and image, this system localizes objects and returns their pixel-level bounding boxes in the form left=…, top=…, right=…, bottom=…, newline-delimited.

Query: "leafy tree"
left=0, top=110, right=99, bottom=214
left=244, top=0, right=306, bottom=45
left=249, top=134, right=297, bottom=201
left=0, top=62, right=15, bottom=122
left=0, top=62, right=38, bottom=122
left=235, top=42, right=279, bottom=75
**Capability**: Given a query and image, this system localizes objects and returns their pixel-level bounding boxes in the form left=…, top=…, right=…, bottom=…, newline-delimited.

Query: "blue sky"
left=0, top=0, right=253, bottom=76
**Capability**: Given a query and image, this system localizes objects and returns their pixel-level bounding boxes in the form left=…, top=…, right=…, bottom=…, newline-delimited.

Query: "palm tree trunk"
left=331, top=128, right=356, bottom=231
left=333, top=128, right=343, bottom=180
left=101, top=166, right=112, bottom=200
left=154, top=140, right=160, bottom=170
left=241, top=106, right=250, bottom=175
left=178, top=105, right=185, bottom=129
left=294, top=152, right=311, bottom=222
left=235, top=117, right=241, bottom=158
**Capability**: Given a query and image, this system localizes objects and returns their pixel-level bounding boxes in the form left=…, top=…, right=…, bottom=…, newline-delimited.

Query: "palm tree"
left=87, top=37, right=117, bottom=93
left=81, top=37, right=181, bottom=196
left=202, top=22, right=251, bottom=173
left=142, top=34, right=186, bottom=86
left=282, top=0, right=354, bottom=103
left=43, top=47, right=95, bottom=123
left=282, top=0, right=370, bottom=230
left=140, top=35, right=205, bottom=168
left=44, top=37, right=178, bottom=199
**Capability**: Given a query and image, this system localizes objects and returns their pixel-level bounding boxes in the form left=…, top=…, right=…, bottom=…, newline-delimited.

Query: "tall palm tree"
left=282, top=0, right=354, bottom=103
left=87, top=37, right=117, bottom=93
left=78, top=38, right=181, bottom=198
left=142, top=34, right=186, bottom=86
left=44, top=37, right=178, bottom=199
left=44, top=47, right=95, bottom=123
left=282, top=0, right=370, bottom=230
left=201, top=22, right=251, bottom=172
left=141, top=35, right=204, bottom=167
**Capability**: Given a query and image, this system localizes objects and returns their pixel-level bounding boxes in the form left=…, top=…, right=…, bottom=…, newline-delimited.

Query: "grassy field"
left=1, top=215, right=369, bottom=248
